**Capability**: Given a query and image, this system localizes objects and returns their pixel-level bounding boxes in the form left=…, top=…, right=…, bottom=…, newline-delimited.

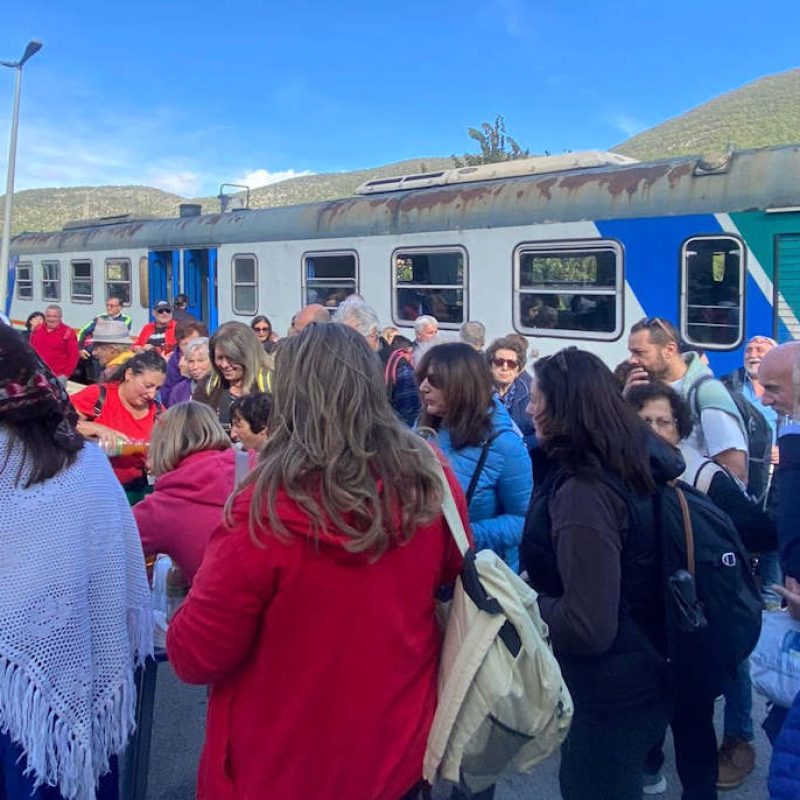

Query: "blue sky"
left=1, top=0, right=798, bottom=197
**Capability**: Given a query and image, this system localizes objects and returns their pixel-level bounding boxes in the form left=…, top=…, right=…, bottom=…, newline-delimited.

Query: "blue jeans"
left=758, top=551, right=783, bottom=608
left=0, top=730, right=118, bottom=800
left=723, top=660, right=754, bottom=742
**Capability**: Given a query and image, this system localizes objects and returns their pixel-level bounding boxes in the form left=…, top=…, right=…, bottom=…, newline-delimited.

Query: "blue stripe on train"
left=596, top=215, right=776, bottom=376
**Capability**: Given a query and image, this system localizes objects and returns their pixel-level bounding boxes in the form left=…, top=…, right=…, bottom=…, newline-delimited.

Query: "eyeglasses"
left=423, top=371, right=441, bottom=389
left=642, top=417, right=677, bottom=431
left=253, top=326, right=270, bottom=333
left=491, top=357, right=519, bottom=370
left=639, top=316, right=676, bottom=343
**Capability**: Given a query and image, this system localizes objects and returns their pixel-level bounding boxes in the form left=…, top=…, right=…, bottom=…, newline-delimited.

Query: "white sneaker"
left=643, top=772, right=667, bottom=795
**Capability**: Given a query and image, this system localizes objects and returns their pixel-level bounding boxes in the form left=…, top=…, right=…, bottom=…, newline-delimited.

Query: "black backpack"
left=688, top=373, right=773, bottom=503
left=650, top=480, right=762, bottom=699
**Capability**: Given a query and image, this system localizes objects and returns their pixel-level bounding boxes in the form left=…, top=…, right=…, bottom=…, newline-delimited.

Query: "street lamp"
left=0, top=39, right=42, bottom=315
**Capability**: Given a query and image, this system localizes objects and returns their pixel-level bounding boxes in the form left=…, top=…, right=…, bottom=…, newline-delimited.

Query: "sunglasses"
left=639, top=316, right=676, bottom=343
left=253, top=326, right=270, bottom=333
left=423, top=371, right=441, bottom=389
left=491, top=357, right=519, bottom=370
left=155, top=308, right=172, bottom=314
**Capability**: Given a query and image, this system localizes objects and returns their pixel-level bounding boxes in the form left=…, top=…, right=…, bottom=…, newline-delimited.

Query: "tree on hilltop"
left=453, top=116, right=530, bottom=167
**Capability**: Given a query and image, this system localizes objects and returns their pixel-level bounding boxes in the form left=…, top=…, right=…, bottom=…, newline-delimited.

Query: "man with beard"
left=625, top=316, right=747, bottom=482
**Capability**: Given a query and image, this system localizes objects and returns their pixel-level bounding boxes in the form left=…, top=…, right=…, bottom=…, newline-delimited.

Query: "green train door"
left=774, top=233, right=800, bottom=341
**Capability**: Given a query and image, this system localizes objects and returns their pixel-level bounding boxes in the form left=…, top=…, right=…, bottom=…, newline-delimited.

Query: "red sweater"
left=167, top=465, right=468, bottom=800
left=134, top=449, right=239, bottom=582
left=29, top=322, right=79, bottom=378
left=133, top=320, right=177, bottom=356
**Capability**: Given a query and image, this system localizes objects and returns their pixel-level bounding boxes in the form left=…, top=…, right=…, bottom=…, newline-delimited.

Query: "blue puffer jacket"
left=770, top=688, right=800, bottom=800
left=434, top=398, right=533, bottom=572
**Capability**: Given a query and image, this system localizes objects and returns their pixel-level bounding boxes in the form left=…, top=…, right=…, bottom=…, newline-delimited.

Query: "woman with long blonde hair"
left=168, top=323, right=467, bottom=800
left=193, top=321, right=272, bottom=433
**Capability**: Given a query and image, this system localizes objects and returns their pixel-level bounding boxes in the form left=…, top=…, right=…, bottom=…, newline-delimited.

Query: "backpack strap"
left=93, top=385, right=107, bottom=418
left=384, top=349, right=406, bottom=388
left=673, top=484, right=696, bottom=577
left=693, top=458, right=722, bottom=496
left=465, top=431, right=503, bottom=504
left=687, top=374, right=715, bottom=421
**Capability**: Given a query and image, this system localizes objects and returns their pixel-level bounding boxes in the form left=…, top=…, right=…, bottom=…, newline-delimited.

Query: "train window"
left=302, top=251, right=358, bottom=309
left=514, top=241, right=622, bottom=340
left=41, top=261, right=61, bottom=301
left=16, top=262, right=33, bottom=300
left=105, top=259, right=131, bottom=305
left=681, top=236, right=744, bottom=349
left=71, top=260, right=93, bottom=303
left=232, top=254, right=258, bottom=314
left=392, top=247, right=466, bottom=327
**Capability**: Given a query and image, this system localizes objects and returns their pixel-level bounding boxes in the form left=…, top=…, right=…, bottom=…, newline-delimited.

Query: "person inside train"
left=193, top=321, right=272, bottom=433
left=132, top=300, right=178, bottom=357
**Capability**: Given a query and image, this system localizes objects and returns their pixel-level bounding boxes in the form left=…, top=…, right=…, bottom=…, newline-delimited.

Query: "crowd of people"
left=2, top=294, right=800, bottom=800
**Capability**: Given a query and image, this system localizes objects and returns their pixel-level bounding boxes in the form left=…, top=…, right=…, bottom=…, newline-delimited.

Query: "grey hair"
left=45, top=304, right=62, bottom=316
left=182, top=337, right=209, bottom=358
left=334, top=303, right=380, bottom=338
left=414, top=315, right=438, bottom=335
left=459, top=320, right=486, bottom=349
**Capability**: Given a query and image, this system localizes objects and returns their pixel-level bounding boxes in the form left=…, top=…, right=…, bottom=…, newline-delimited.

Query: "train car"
left=9, top=144, right=800, bottom=373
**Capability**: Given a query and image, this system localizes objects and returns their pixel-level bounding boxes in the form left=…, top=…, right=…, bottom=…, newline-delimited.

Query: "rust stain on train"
left=559, top=165, right=671, bottom=198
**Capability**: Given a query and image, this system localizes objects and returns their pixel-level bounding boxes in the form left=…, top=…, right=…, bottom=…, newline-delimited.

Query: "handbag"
left=750, top=610, right=800, bottom=708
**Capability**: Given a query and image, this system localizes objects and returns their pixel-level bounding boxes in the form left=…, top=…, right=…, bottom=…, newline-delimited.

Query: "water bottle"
left=165, top=564, right=189, bottom=621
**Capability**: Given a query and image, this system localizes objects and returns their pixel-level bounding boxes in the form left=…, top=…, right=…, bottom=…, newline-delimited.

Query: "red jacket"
left=167, top=465, right=468, bottom=800
left=133, top=320, right=177, bottom=356
left=30, top=322, right=79, bottom=378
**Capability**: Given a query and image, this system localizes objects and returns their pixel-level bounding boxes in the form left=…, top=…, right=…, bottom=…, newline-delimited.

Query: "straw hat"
left=92, top=318, right=132, bottom=344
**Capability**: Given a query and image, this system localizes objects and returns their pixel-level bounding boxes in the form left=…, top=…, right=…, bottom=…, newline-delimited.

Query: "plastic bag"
left=750, top=610, right=800, bottom=708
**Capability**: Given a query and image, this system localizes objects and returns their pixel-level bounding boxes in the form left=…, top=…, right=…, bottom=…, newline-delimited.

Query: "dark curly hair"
left=625, top=382, right=694, bottom=441
left=230, top=392, right=272, bottom=435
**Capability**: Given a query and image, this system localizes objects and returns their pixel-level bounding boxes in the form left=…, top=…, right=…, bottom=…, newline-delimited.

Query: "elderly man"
left=29, top=304, right=79, bottom=381
left=459, top=320, right=486, bottom=352
left=289, top=303, right=330, bottom=336
left=90, top=319, right=134, bottom=381
left=335, top=303, right=420, bottom=426
left=413, top=314, right=439, bottom=349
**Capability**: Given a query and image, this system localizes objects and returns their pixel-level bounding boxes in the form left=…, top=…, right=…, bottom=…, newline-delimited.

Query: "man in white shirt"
left=626, top=316, right=747, bottom=482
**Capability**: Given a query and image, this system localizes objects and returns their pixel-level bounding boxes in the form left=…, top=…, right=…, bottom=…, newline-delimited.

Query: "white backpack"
left=424, top=468, right=573, bottom=793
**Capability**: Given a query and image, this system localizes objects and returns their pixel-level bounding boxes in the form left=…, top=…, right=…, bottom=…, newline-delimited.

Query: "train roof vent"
left=62, top=213, right=157, bottom=231
left=355, top=151, right=638, bottom=194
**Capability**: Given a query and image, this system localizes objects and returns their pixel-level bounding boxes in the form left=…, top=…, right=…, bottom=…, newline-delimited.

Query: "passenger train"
left=8, top=144, right=800, bottom=373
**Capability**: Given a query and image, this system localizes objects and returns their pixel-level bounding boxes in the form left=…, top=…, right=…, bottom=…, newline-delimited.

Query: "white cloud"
left=148, top=171, right=202, bottom=196
left=604, top=112, right=648, bottom=139
left=233, top=168, right=314, bottom=190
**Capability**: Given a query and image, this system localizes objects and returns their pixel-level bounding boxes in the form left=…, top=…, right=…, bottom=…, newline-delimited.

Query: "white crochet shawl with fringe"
left=0, top=430, right=153, bottom=800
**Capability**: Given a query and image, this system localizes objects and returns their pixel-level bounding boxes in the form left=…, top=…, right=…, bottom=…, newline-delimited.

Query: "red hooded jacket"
left=167, top=464, right=468, bottom=800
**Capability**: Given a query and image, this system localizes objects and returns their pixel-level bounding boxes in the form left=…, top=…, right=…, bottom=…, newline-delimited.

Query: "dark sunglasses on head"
left=639, top=315, right=676, bottom=343
left=491, top=357, right=519, bottom=370
left=549, top=345, right=578, bottom=374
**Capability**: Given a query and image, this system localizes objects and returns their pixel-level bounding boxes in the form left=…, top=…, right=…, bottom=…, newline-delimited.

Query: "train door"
left=148, top=250, right=179, bottom=308
left=182, top=248, right=218, bottom=330
left=774, top=234, right=800, bottom=341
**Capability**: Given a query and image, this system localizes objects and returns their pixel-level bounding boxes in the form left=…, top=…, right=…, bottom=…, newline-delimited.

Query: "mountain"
left=1, top=158, right=455, bottom=236
left=615, top=67, right=800, bottom=161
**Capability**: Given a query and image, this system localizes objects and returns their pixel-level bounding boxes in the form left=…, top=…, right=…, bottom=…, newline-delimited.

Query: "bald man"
left=289, top=304, right=330, bottom=336
left=759, top=341, right=800, bottom=582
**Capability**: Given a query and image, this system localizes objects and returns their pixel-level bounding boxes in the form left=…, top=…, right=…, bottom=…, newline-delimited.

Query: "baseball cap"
left=154, top=300, right=172, bottom=312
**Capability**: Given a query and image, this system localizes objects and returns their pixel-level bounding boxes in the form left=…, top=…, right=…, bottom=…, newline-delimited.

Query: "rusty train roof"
left=11, top=145, right=800, bottom=256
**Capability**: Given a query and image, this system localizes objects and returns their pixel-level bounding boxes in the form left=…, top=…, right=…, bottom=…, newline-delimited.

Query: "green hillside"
left=616, top=67, right=800, bottom=160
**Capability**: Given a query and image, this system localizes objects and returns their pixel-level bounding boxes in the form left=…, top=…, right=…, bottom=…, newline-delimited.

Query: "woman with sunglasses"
left=486, top=336, right=535, bottom=449
left=250, top=315, right=279, bottom=353
left=417, top=342, right=532, bottom=575
left=521, top=347, right=680, bottom=800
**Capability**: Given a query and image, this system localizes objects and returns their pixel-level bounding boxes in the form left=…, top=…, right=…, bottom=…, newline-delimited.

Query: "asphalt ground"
left=144, top=663, right=773, bottom=799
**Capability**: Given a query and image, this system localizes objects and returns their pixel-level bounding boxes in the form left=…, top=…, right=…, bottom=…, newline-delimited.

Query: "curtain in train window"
left=16, top=263, right=33, bottom=300
left=71, top=260, right=93, bottom=303
left=41, top=261, right=61, bottom=301
left=302, top=252, right=358, bottom=309
left=392, top=248, right=466, bottom=327
left=682, top=237, right=744, bottom=348
left=515, top=243, right=622, bottom=339
left=105, top=259, right=131, bottom=305
left=232, top=254, right=258, bottom=314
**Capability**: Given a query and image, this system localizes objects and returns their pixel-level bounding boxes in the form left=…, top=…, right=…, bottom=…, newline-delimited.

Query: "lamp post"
left=0, top=39, right=42, bottom=315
